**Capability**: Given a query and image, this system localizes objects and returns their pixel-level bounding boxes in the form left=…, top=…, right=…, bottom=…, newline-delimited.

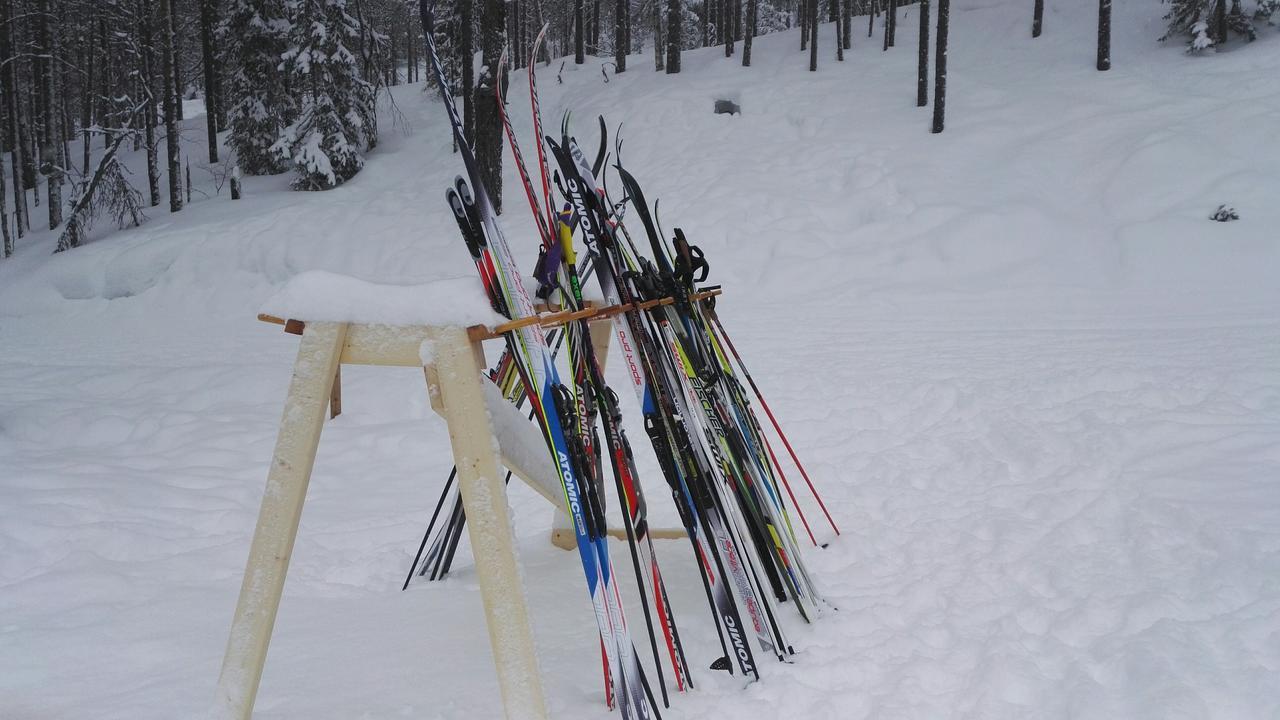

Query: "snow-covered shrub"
left=274, top=0, right=376, bottom=191
left=1210, top=204, right=1240, bottom=221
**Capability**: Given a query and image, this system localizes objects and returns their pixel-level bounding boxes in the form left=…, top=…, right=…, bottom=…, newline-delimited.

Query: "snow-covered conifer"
left=1163, top=0, right=1277, bottom=51
left=223, top=0, right=295, bottom=175
left=274, top=0, right=377, bottom=191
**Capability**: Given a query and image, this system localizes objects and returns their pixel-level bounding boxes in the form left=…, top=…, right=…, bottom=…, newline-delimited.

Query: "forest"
left=0, top=0, right=1274, bottom=258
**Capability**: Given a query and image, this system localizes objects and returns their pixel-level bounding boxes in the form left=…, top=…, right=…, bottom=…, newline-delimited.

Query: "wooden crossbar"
left=256, top=287, right=723, bottom=341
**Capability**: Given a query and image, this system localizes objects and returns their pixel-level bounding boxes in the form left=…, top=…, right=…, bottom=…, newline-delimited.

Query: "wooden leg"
left=428, top=326, right=549, bottom=720
left=329, top=365, right=342, bottom=419
left=214, top=321, right=348, bottom=720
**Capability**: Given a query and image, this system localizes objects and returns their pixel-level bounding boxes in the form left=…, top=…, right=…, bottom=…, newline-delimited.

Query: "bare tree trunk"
left=654, top=0, right=664, bottom=70
left=842, top=0, right=851, bottom=48
left=592, top=0, right=600, bottom=52
left=808, top=0, right=818, bottom=69
left=1097, top=0, right=1111, bottom=70
left=742, top=0, right=757, bottom=66
left=888, top=0, right=896, bottom=47
left=160, top=0, right=183, bottom=212
left=201, top=0, right=220, bottom=161
left=37, top=0, right=63, bottom=230
left=918, top=0, right=929, bottom=106
left=1, top=113, right=9, bottom=257
left=81, top=7, right=95, bottom=175
left=476, top=0, right=504, bottom=212
left=666, top=0, right=681, bottom=71
left=725, top=0, right=735, bottom=55
left=461, top=0, right=476, bottom=145
left=836, top=0, right=843, bottom=60
left=932, top=0, right=948, bottom=133
left=3, top=0, right=29, bottom=238
left=142, top=0, right=161, bottom=207
left=1032, top=0, right=1043, bottom=37
left=801, top=0, right=808, bottom=50
left=575, top=0, right=585, bottom=62
left=172, top=0, right=184, bottom=120
left=614, top=0, right=626, bottom=71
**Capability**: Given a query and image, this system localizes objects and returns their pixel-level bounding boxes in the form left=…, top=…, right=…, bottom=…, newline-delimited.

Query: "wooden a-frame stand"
left=214, top=291, right=717, bottom=720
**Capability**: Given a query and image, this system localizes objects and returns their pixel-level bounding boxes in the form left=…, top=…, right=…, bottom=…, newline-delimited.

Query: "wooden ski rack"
left=217, top=287, right=720, bottom=719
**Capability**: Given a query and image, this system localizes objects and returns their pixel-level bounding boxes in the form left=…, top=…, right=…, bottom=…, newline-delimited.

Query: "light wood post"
left=427, top=326, right=550, bottom=720
left=214, top=321, right=348, bottom=719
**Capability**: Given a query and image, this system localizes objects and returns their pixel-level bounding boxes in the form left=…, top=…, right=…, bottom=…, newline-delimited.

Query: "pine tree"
left=274, top=0, right=376, bottom=190
left=223, top=0, right=294, bottom=175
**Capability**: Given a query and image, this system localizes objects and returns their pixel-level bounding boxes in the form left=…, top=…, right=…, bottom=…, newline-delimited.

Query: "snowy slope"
left=2, top=1, right=1279, bottom=718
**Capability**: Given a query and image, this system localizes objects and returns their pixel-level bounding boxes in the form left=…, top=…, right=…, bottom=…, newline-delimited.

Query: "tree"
left=172, top=0, right=185, bottom=120
left=575, top=0, right=585, bottom=62
left=140, top=0, right=162, bottom=207
left=1032, top=0, right=1043, bottom=37
left=1, top=111, right=9, bottom=257
left=200, top=0, right=221, bottom=162
left=36, top=0, right=64, bottom=230
left=160, top=0, right=184, bottom=211
left=808, top=0, right=818, bottom=70
left=654, top=0, right=664, bottom=70
left=1162, top=0, right=1275, bottom=51
left=918, top=0, right=929, bottom=106
left=3, top=0, right=30, bottom=238
left=836, top=0, right=844, bottom=61
left=1097, top=0, right=1110, bottom=70
left=274, top=0, right=376, bottom=190
left=932, top=0, right=948, bottom=133
left=742, top=0, right=757, bottom=65
left=458, top=0, right=476, bottom=145
left=842, top=0, right=852, bottom=49
left=666, top=0, right=681, bottom=71
left=56, top=122, right=145, bottom=252
left=223, top=0, right=294, bottom=175
left=475, top=0, right=504, bottom=211
left=614, top=0, right=626, bottom=71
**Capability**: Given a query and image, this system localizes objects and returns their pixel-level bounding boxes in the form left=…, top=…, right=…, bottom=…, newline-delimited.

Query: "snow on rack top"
left=260, top=270, right=505, bottom=328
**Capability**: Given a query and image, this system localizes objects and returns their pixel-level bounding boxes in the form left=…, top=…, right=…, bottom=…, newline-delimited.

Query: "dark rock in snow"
left=715, top=99, right=741, bottom=116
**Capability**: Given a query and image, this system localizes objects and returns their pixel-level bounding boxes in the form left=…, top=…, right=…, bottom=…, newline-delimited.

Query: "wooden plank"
left=429, top=326, right=549, bottom=720
left=214, top=321, right=348, bottom=720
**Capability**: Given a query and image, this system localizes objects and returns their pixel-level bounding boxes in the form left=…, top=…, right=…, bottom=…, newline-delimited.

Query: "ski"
left=420, top=6, right=655, bottom=718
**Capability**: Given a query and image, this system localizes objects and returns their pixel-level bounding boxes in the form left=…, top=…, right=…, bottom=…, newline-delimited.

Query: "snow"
left=260, top=270, right=502, bottom=326
left=2, top=1, right=1279, bottom=719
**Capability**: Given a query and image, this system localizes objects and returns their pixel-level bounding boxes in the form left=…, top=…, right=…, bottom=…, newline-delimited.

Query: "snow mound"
left=260, top=270, right=502, bottom=327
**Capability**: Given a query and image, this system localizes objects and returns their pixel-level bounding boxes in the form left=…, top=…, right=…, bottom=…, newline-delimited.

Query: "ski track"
left=3, top=1, right=1280, bottom=718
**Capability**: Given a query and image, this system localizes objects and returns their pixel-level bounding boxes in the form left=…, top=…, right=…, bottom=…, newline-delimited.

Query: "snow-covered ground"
left=3, top=1, right=1279, bottom=718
